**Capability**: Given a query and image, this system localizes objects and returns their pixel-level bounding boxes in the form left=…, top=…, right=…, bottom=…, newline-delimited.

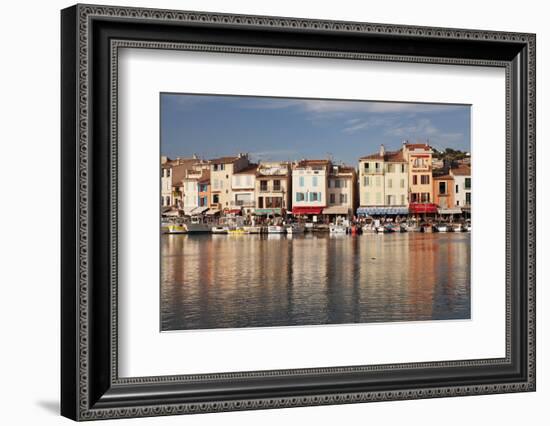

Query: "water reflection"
left=161, top=233, right=470, bottom=331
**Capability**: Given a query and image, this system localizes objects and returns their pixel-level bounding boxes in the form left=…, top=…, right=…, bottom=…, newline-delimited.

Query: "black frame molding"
left=61, top=4, right=536, bottom=421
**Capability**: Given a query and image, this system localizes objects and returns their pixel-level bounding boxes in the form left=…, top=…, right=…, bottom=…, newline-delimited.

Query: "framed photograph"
left=61, top=4, right=536, bottom=421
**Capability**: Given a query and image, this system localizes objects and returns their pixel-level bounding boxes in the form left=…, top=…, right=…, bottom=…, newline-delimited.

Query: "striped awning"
left=357, top=206, right=409, bottom=216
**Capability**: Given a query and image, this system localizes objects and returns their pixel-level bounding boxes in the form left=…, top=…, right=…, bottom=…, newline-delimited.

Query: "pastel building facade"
left=231, top=164, right=258, bottom=215
left=324, top=165, right=357, bottom=217
left=450, top=165, right=471, bottom=207
left=403, top=143, right=433, bottom=203
left=209, top=154, right=250, bottom=212
left=255, top=162, right=292, bottom=216
left=433, top=175, right=455, bottom=209
left=358, top=145, right=408, bottom=207
left=291, top=160, right=330, bottom=216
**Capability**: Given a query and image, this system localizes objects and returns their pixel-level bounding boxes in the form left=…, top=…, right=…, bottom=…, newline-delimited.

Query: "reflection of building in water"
left=291, top=235, right=329, bottom=324
left=357, top=234, right=411, bottom=322
left=406, top=234, right=437, bottom=319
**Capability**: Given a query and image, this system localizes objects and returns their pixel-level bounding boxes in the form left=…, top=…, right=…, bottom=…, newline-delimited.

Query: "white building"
left=209, top=153, right=250, bottom=213
left=291, top=159, right=330, bottom=217
left=161, top=162, right=173, bottom=208
left=450, top=165, right=471, bottom=207
left=231, top=164, right=258, bottom=215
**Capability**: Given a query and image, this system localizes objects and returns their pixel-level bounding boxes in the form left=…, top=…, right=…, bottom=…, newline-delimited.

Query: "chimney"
left=379, top=144, right=385, bottom=157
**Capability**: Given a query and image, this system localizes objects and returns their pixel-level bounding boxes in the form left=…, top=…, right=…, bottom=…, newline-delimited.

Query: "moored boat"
left=451, top=223, right=464, bottom=232
left=184, top=216, right=211, bottom=233
left=228, top=228, right=247, bottom=235
left=267, top=225, right=286, bottom=234
left=286, top=223, right=305, bottom=234
left=211, top=225, right=229, bottom=234
left=329, top=223, right=347, bottom=234
left=243, top=225, right=263, bottom=234
left=435, top=223, right=449, bottom=232
left=166, top=223, right=187, bottom=234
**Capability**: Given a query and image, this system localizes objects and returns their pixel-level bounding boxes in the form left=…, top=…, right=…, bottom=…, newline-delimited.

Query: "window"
left=375, top=162, right=380, bottom=170
left=439, top=182, right=446, bottom=194
left=312, top=176, right=318, bottom=187
left=401, top=194, right=405, bottom=205
left=456, top=184, right=459, bottom=193
left=212, top=194, right=219, bottom=204
left=400, top=179, right=405, bottom=188
left=327, top=180, right=331, bottom=188
left=296, top=192, right=305, bottom=202
left=421, top=175, right=430, bottom=185
left=161, top=197, right=165, bottom=206
left=299, top=176, right=305, bottom=187
left=466, top=192, right=471, bottom=205
left=364, top=162, right=369, bottom=170
left=330, top=193, right=335, bottom=204
left=310, top=192, right=320, bottom=202
left=335, top=179, right=341, bottom=188
left=258, top=197, right=264, bottom=208
left=413, top=175, right=418, bottom=185
left=401, top=164, right=405, bottom=173
left=465, top=178, right=471, bottom=190
left=340, top=193, right=347, bottom=204
left=421, top=193, right=430, bottom=203
left=260, top=181, right=268, bottom=191
left=388, top=179, right=392, bottom=189
left=343, top=179, right=347, bottom=188
left=273, top=179, right=281, bottom=191
left=166, top=169, right=170, bottom=177
left=364, top=176, right=369, bottom=186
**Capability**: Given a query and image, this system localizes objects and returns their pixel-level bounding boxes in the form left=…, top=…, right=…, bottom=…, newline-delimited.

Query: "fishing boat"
left=211, top=225, right=229, bottom=234
left=329, top=223, right=347, bottom=234
left=435, top=223, right=449, bottom=232
left=267, top=225, right=286, bottom=234
left=451, top=223, right=464, bottom=232
left=184, top=216, right=211, bottom=233
left=243, top=225, right=263, bottom=234
left=165, top=223, right=186, bottom=234
left=286, top=223, right=305, bottom=234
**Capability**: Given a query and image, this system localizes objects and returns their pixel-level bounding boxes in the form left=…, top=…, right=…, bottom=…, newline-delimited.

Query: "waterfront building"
left=433, top=174, right=455, bottom=209
left=323, top=164, right=357, bottom=219
left=209, top=153, right=251, bottom=214
left=198, top=171, right=210, bottom=208
left=255, top=162, right=292, bottom=217
left=403, top=142, right=434, bottom=203
left=450, top=165, right=471, bottom=208
left=231, top=164, right=258, bottom=215
left=161, top=162, right=173, bottom=208
left=291, top=159, right=330, bottom=218
left=357, top=145, right=409, bottom=217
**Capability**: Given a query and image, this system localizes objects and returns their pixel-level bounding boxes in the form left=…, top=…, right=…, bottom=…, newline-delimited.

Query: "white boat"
left=435, top=224, right=449, bottom=232
left=184, top=216, right=211, bottom=233
left=267, top=225, right=286, bottom=234
left=451, top=223, right=464, bottom=232
left=465, top=223, right=472, bottom=232
left=362, top=225, right=377, bottom=233
left=243, top=225, right=263, bottom=234
left=211, top=225, right=229, bottom=234
left=329, top=224, right=347, bottom=234
left=286, top=223, right=305, bottom=234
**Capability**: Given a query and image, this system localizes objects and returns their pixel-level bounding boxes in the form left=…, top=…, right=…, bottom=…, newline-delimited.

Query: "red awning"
left=226, top=209, right=242, bottom=215
left=409, top=203, right=438, bottom=214
left=292, top=206, right=324, bottom=215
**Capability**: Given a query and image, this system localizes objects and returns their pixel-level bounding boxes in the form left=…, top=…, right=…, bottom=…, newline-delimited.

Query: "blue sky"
left=161, top=93, right=470, bottom=165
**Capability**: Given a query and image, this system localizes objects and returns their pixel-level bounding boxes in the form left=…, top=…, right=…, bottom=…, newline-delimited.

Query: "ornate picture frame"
left=61, top=4, right=535, bottom=421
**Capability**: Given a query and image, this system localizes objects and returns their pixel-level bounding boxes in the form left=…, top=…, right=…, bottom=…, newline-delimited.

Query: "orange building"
left=433, top=175, right=455, bottom=209
left=403, top=143, right=433, bottom=203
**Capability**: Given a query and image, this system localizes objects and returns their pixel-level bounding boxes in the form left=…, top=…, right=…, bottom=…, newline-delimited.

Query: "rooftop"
left=451, top=165, right=471, bottom=176
left=234, top=164, right=259, bottom=175
left=359, top=150, right=405, bottom=162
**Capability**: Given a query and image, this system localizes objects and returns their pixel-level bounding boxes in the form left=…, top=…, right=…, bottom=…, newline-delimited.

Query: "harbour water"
left=161, top=233, right=471, bottom=331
